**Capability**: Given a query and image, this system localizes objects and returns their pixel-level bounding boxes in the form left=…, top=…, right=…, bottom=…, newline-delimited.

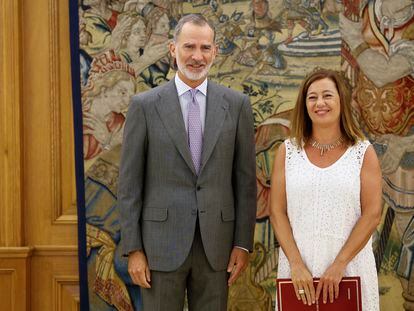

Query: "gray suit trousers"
left=141, top=220, right=228, bottom=311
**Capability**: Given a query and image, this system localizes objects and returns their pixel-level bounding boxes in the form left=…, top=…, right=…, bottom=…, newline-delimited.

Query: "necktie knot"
left=190, top=88, right=198, bottom=101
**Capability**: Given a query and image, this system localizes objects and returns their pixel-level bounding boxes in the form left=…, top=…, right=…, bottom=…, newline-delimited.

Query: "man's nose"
left=191, top=49, right=203, bottom=61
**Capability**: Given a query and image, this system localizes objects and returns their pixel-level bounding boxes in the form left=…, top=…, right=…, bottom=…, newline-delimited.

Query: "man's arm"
left=117, top=96, right=152, bottom=287
left=233, top=95, right=257, bottom=250
left=117, top=96, right=147, bottom=256
left=227, top=95, right=257, bottom=285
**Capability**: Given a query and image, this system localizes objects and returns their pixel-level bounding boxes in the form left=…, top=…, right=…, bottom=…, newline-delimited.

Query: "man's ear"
left=169, top=41, right=176, bottom=58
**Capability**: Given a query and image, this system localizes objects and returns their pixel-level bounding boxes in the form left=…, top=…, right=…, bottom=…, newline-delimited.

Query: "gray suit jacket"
left=118, top=79, right=257, bottom=272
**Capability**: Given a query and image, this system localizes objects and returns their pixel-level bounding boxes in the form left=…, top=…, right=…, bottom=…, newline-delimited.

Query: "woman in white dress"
left=270, top=68, right=382, bottom=310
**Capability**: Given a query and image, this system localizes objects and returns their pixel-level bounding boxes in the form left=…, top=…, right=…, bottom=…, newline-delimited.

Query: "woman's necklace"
left=309, top=136, right=344, bottom=156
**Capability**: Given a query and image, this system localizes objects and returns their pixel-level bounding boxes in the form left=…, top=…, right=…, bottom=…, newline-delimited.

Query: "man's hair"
left=173, top=14, right=216, bottom=42
left=290, top=67, right=365, bottom=147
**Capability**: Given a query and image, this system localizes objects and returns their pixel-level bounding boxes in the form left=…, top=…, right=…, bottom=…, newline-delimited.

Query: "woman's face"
left=103, top=79, right=135, bottom=114
left=153, top=14, right=170, bottom=35
left=126, top=19, right=147, bottom=51
left=305, top=78, right=341, bottom=127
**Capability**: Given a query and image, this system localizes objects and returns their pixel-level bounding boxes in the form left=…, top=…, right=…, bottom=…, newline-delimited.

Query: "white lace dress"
left=276, top=139, right=379, bottom=311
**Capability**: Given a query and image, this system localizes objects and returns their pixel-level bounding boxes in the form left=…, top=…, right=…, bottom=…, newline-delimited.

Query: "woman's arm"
left=315, top=145, right=382, bottom=303
left=269, top=142, right=315, bottom=306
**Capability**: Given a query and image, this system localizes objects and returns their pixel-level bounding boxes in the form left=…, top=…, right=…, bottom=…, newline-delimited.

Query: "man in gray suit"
left=118, top=14, right=257, bottom=310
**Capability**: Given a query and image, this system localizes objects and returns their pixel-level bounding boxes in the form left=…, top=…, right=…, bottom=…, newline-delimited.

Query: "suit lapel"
left=155, top=80, right=197, bottom=175
left=200, top=82, right=228, bottom=173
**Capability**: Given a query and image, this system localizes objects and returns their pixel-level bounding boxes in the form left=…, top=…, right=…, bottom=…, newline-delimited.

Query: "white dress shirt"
left=174, top=74, right=207, bottom=133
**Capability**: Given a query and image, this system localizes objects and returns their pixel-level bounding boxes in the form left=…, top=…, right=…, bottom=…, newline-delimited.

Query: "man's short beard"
left=176, top=52, right=213, bottom=81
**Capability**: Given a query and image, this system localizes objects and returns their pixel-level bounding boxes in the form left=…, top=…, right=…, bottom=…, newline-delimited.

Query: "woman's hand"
left=315, top=261, right=346, bottom=304
left=290, top=262, right=316, bottom=306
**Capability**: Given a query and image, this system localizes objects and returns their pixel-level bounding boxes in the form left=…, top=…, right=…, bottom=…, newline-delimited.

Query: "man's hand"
left=226, top=247, right=249, bottom=286
left=128, top=250, right=151, bottom=288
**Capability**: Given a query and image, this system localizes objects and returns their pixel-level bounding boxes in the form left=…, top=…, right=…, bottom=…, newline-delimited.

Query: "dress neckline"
left=301, top=144, right=352, bottom=171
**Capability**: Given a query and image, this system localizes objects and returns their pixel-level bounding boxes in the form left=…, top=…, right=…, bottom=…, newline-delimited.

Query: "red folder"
left=276, top=277, right=362, bottom=311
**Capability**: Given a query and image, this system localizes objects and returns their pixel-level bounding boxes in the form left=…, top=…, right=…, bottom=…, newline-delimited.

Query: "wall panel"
left=20, top=0, right=80, bottom=309
left=31, top=247, right=79, bottom=311
left=0, top=270, right=15, bottom=311
left=0, top=247, right=32, bottom=311
left=0, top=0, right=23, bottom=248
left=23, top=0, right=77, bottom=245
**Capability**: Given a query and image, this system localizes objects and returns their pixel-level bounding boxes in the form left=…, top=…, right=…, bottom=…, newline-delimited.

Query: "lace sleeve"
left=285, top=138, right=303, bottom=170
left=355, top=140, right=371, bottom=169
left=285, top=139, right=293, bottom=159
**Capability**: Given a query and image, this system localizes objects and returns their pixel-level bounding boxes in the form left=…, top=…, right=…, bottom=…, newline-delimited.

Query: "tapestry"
left=69, top=0, right=414, bottom=310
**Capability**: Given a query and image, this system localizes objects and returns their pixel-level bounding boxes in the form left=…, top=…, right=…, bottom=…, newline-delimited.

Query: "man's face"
left=169, top=22, right=217, bottom=87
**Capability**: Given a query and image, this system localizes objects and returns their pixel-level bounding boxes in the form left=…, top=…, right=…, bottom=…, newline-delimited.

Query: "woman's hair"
left=290, top=68, right=364, bottom=146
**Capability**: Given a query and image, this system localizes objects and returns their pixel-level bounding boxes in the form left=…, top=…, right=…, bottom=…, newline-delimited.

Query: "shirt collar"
left=175, top=73, right=208, bottom=97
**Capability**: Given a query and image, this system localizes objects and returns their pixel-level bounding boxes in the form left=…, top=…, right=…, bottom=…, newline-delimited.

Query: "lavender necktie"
left=188, top=89, right=203, bottom=174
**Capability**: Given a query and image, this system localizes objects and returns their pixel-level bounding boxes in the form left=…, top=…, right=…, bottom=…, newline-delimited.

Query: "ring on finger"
left=298, top=289, right=305, bottom=295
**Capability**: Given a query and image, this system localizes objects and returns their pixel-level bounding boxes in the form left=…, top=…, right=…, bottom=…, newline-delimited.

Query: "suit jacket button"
left=196, top=186, right=201, bottom=191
